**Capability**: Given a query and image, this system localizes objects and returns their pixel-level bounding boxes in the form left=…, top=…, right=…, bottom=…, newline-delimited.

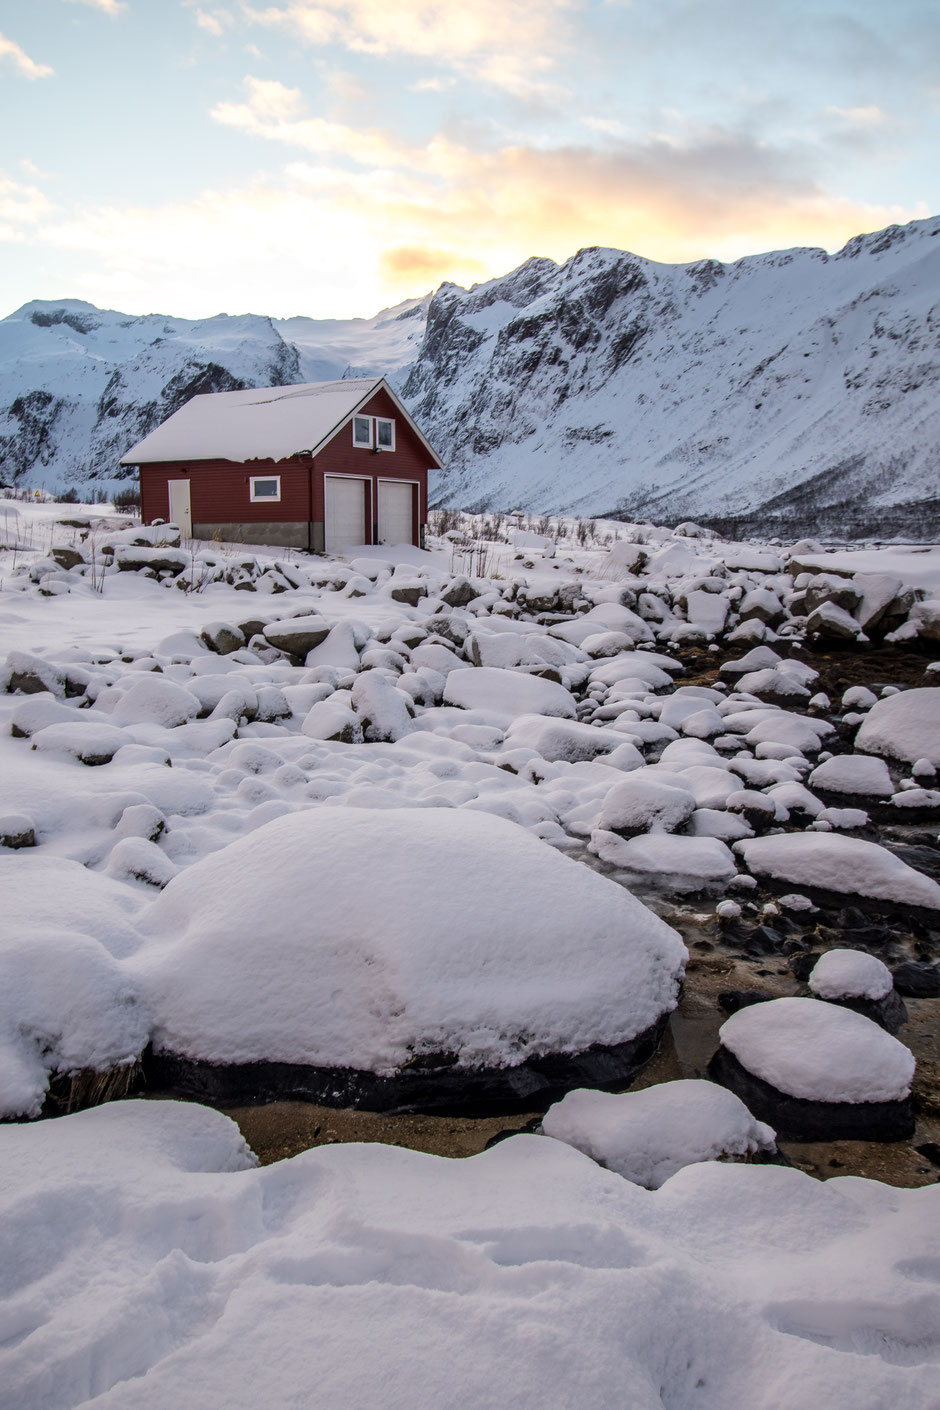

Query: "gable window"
left=353, top=415, right=373, bottom=448
left=375, top=417, right=395, bottom=450
left=352, top=414, right=396, bottom=451
left=249, top=475, right=281, bottom=502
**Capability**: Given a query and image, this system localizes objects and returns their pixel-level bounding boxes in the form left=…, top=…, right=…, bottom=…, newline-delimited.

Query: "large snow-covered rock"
left=136, top=809, right=686, bottom=1074
left=717, top=998, right=914, bottom=1104
left=442, top=667, right=576, bottom=721
left=855, top=688, right=940, bottom=766
left=542, top=1080, right=775, bottom=1188
left=735, top=833, right=940, bottom=910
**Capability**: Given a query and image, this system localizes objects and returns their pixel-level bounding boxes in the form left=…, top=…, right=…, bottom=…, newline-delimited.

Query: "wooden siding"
left=140, top=456, right=312, bottom=527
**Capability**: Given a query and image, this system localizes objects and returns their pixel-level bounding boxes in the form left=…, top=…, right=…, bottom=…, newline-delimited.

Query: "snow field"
left=2, top=1099, right=939, bottom=1410
left=0, top=507, right=937, bottom=1117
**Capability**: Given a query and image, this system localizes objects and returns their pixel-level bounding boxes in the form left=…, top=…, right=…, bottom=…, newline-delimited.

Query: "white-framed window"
left=249, top=474, right=281, bottom=502
left=352, top=415, right=373, bottom=448
left=352, top=414, right=396, bottom=450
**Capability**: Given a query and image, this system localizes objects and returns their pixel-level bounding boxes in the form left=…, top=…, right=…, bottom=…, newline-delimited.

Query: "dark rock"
left=788, top=952, right=820, bottom=982
left=708, top=1044, right=915, bottom=1142
left=0, top=816, right=35, bottom=849
left=200, top=622, right=245, bottom=655
left=916, top=1142, right=940, bottom=1169
left=746, top=925, right=785, bottom=956
left=389, top=584, right=428, bottom=607
left=891, top=961, right=940, bottom=998
left=50, top=546, right=85, bottom=571
left=718, top=989, right=774, bottom=1015
left=143, top=1012, right=670, bottom=1117
left=440, top=576, right=478, bottom=608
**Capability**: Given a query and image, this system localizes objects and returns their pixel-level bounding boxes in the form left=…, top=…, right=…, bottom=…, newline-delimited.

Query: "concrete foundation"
left=193, top=521, right=309, bottom=549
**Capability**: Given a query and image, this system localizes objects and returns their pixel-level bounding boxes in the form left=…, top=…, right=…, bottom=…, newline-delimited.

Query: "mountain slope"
left=403, top=217, right=940, bottom=535
left=0, top=298, right=426, bottom=488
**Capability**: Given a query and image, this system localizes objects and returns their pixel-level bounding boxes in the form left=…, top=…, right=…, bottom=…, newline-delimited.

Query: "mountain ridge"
left=1, top=217, right=938, bottom=537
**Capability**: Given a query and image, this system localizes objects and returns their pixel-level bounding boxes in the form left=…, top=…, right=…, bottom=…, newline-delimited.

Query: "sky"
left=0, top=0, right=937, bottom=321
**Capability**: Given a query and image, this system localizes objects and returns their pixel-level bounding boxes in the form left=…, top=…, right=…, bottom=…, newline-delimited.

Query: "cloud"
left=0, top=33, right=54, bottom=79
left=0, top=176, right=56, bottom=241
left=826, top=104, right=887, bottom=128
left=185, top=4, right=237, bottom=35
left=211, top=79, right=924, bottom=274
left=379, top=245, right=488, bottom=287
left=241, top=0, right=578, bottom=96
left=211, top=77, right=431, bottom=168
left=62, top=0, right=126, bottom=14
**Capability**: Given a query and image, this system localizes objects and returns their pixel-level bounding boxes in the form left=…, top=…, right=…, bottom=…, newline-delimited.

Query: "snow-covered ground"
left=1, top=499, right=939, bottom=1407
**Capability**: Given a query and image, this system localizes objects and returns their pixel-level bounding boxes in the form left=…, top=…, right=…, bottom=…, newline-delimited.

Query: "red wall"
left=139, top=388, right=434, bottom=546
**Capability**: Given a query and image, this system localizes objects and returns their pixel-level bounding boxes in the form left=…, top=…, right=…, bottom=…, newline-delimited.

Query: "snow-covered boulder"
left=734, top=833, right=940, bottom=911
left=135, top=809, right=686, bottom=1106
left=808, top=754, right=895, bottom=799
left=855, top=688, right=940, bottom=766
left=594, top=775, right=696, bottom=836
left=503, top=714, right=625, bottom=764
left=443, top=667, right=576, bottom=722
left=542, top=1080, right=775, bottom=1188
left=711, top=997, right=915, bottom=1141
left=589, top=832, right=737, bottom=892
left=808, top=950, right=907, bottom=1034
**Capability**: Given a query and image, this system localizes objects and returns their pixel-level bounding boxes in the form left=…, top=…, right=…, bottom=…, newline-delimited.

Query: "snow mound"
left=735, top=833, right=940, bottom=910
left=542, top=1080, right=775, bottom=1188
left=0, top=857, right=150, bottom=1117
left=855, top=688, right=940, bottom=766
left=136, top=809, right=686, bottom=1070
left=719, top=997, right=914, bottom=1103
left=809, top=950, right=894, bottom=1001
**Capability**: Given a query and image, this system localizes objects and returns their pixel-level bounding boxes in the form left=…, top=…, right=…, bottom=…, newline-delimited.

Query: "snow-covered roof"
left=120, top=377, right=442, bottom=467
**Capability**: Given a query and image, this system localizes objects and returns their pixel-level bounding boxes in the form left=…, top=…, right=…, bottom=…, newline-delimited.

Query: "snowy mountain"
left=1, top=216, right=938, bottom=536
left=0, top=298, right=427, bottom=489
left=405, top=217, right=940, bottom=537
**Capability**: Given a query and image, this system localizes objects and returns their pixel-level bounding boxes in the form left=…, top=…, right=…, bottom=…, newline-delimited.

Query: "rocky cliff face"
left=1, top=217, right=938, bottom=537
left=404, top=217, right=940, bottom=537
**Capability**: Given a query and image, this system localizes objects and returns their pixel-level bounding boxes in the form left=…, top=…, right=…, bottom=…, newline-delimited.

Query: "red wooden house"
left=120, top=378, right=442, bottom=553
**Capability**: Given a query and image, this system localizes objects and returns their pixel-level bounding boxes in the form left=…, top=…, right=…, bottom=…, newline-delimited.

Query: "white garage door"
left=325, top=476, right=367, bottom=552
left=378, top=480, right=414, bottom=545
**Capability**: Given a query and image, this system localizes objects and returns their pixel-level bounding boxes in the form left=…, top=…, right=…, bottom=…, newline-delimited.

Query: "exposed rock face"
left=404, top=218, right=940, bottom=536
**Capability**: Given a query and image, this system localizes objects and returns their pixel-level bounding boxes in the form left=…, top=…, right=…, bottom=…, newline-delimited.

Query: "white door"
left=378, top=480, right=414, bottom=545
left=167, top=479, right=192, bottom=538
left=325, top=476, right=367, bottom=552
